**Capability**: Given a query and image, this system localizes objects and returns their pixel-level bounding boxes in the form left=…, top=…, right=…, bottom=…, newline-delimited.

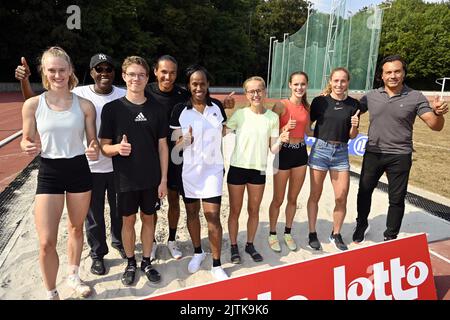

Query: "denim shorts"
left=308, top=138, right=350, bottom=171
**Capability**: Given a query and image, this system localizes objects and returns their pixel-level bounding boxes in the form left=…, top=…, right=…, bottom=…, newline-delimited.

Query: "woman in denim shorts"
left=306, top=67, right=361, bottom=252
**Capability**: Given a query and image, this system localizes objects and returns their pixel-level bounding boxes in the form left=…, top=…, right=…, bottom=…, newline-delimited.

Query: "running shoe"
left=329, top=232, right=348, bottom=251
left=188, top=251, right=206, bottom=273
left=283, top=233, right=297, bottom=251
left=268, top=234, right=281, bottom=252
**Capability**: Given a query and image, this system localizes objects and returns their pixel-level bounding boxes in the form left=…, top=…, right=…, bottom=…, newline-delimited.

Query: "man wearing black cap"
left=15, top=53, right=127, bottom=275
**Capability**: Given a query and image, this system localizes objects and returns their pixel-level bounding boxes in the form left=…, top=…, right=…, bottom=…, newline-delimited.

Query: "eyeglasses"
left=94, top=66, right=113, bottom=73
left=125, top=72, right=147, bottom=80
left=246, top=88, right=264, bottom=96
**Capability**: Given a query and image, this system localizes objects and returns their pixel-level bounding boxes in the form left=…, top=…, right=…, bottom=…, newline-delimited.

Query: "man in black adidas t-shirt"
left=100, top=56, right=168, bottom=286
left=145, top=55, right=235, bottom=261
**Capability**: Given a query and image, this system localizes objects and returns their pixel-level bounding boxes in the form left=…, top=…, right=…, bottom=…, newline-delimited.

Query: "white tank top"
left=36, top=92, right=86, bottom=159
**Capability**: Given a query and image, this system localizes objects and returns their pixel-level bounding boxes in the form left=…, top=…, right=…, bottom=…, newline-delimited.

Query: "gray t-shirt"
left=360, top=85, right=433, bottom=154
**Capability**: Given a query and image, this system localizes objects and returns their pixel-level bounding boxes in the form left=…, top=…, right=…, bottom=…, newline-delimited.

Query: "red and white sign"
left=148, top=233, right=436, bottom=300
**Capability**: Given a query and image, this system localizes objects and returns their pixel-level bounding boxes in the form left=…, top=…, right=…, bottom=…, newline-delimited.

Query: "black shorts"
left=274, top=142, right=308, bottom=170
left=226, top=165, right=266, bottom=185
left=182, top=195, right=222, bottom=205
left=36, top=155, right=92, bottom=194
left=117, top=187, right=161, bottom=216
left=167, top=159, right=182, bottom=192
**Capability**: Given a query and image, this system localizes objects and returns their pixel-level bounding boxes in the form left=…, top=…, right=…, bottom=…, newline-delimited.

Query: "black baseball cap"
left=89, top=53, right=114, bottom=69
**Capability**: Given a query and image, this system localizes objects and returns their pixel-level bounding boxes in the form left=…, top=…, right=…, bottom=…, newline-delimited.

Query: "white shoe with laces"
left=188, top=251, right=206, bottom=273
left=167, top=240, right=182, bottom=260
left=211, top=266, right=229, bottom=281
left=67, top=275, right=92, bottom=298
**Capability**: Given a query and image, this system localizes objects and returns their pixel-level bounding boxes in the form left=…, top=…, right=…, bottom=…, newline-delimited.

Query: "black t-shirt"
left=310, top=95, right=361, bottom=142
left=99, top=96, right=168, bottom=192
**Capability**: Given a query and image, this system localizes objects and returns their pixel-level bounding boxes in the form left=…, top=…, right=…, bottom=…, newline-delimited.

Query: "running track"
left=0, top=91, right=448, bottom=300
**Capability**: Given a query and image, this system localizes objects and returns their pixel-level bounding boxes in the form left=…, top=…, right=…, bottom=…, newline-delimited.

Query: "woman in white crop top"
left=20, top=47, right=98, bottom=300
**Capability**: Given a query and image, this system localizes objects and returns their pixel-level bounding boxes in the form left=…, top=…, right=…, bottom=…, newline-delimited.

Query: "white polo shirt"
left=170, top=99, right=226, bottom=199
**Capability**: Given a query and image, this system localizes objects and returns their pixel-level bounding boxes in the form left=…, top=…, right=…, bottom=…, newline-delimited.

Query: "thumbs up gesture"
left=284, top=114, right=296, bottom=131
left=21, top=137, right=40, bottom=157
left=182, top=126, right=194, bottom=147
left=351, top=110, right=361, bottom=128
left=223, top=91, right=236, bottom=109
left=85, top=140, right=99, bottom=161
left=118, top=134, right=131, bottom=156
left=15, top=57, right=31, bottom=81
left=432, top=95, right=448, bottom=116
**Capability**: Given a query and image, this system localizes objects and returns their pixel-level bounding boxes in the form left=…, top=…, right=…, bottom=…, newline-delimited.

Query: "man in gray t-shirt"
left=352, top=55, right=448, bottom=243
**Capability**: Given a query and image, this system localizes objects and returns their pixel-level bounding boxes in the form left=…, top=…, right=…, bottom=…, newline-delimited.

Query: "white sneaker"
left=211, top=266, right=229, bottom=281
left=167, top=240, right=182, bottom=260
left=188, top=251, right=206, bottom=273
left=151, top=241, right=157, bottom=262
left=67, top=275, right=92, bottom=298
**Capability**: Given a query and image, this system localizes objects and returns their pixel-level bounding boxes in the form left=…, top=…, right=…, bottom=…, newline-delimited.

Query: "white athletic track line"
left=429, top=249, right=450, bottom=264
left=413, top=141, right=450, bottom=152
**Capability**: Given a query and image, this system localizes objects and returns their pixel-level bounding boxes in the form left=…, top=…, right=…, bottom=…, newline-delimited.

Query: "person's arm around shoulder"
left=15, top=57, right=36, bottom=100
left=20, top=96, right=40, bottom=156
left=420, top=95, right=448, bottom=131
left=79, top=97, right=99, bottom=161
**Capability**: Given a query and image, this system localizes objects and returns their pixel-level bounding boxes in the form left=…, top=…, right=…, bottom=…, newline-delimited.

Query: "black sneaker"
left=329, top=232, right=348, bottom=251
left=244, top=244, right=263, bottom=262
left=90, top=258, right=106, bottom=275
left=121, top=264, right=136, bottom=286
left=308, top=232, right=322, bottom=251
left=141, top=263, right=161, bottom=283
left=230, top=245, right=241, bottom=264
left=352, top=223, right=370, bottom=243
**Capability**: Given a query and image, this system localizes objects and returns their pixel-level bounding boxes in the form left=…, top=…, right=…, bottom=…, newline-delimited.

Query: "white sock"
left=68, top=265, right=79, bottom=276
left=46, top=288, right=58, bottom=299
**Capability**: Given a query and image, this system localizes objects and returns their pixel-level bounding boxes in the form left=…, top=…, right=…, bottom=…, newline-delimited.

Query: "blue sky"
left=309, top=0, right=446, bottom=14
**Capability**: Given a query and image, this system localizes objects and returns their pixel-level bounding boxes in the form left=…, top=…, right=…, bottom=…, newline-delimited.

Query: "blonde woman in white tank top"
left=20, top=47, right=99, bottom=300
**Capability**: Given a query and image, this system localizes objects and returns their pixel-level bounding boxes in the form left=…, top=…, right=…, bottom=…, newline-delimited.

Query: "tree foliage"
left=378, top=0, right=450, bottom=89
left=0, top=0, right=447, bottom=89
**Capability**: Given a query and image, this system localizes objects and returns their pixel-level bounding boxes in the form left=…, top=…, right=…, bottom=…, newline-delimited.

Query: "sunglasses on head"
left=94, top=66, right=113, bottom=73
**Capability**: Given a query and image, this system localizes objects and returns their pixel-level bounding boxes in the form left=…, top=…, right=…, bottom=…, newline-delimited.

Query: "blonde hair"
left=243, top=76, right=266, bottom=92
left=122, top=56, right=150, bottom=75
left=321, top=67, right=350, bottom=96
left=39, top=46, right=78, bottom=90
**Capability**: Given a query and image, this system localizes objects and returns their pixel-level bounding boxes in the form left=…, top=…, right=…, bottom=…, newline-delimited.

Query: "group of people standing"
left=15, top=47, right=447, bottom=300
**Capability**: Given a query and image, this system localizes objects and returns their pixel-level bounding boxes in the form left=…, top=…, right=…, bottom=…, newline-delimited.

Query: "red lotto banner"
left=148, top=233, right=436, bottom=300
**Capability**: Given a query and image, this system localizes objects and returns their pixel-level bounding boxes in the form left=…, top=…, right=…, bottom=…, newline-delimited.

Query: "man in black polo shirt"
left=100, top=56, right=168, bottom=285
left=353, top=55, right=448, bottom=243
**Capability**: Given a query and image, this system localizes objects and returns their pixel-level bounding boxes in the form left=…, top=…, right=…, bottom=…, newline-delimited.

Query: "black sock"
left=231, top=244, right=238, bottom=249
left=269, top=231, right=277, bottom=236
left=212, top=259, right=221, bottom=267
left=194, top=246, right=202, bottom=254
left=284, top=227, right=291, bottom=234
left=142, top=256, right=151, bottom=267
left=127, top=256, right=136, bottom=266
left=168, top=228, right=177, bottom=242
left=246, top=242, right=253, bottom=248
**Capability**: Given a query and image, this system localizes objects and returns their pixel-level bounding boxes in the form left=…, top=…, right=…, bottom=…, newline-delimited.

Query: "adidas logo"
left=135, top=112, right=147, bottom=122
